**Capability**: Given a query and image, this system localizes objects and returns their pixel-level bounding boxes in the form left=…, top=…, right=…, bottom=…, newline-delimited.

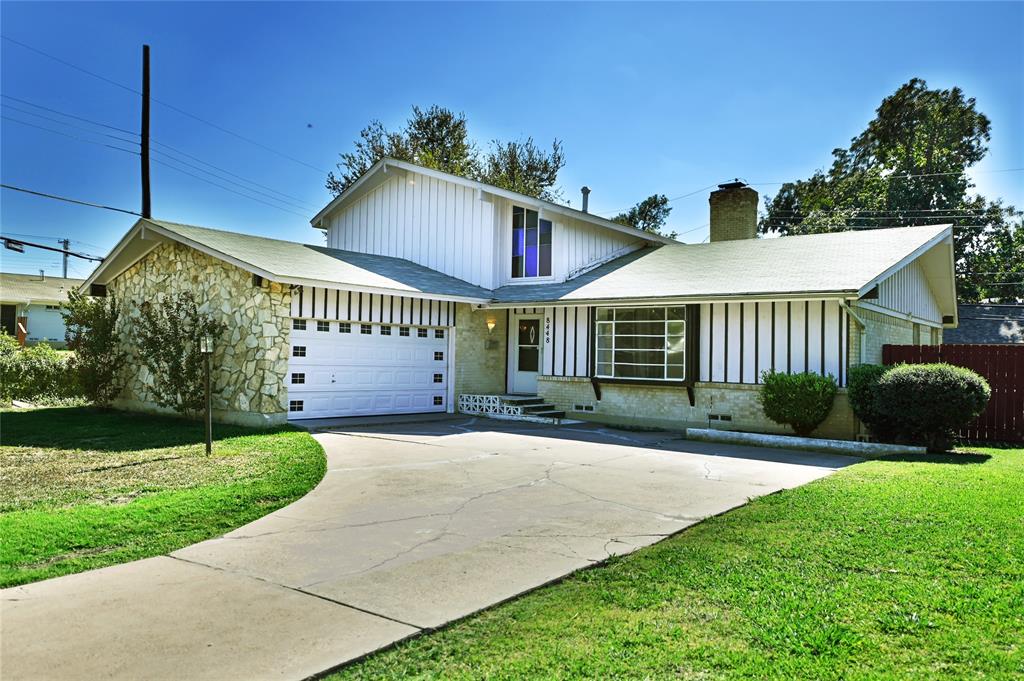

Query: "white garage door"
left=287, top=318, right=450, bottom=420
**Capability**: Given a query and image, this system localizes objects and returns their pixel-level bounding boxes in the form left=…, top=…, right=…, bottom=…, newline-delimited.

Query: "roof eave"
left=483, top=289, right=859, bottom=309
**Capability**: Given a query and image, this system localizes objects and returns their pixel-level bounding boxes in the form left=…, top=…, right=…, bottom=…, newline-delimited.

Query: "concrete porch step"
left=458, top=394, right=574, bottom=425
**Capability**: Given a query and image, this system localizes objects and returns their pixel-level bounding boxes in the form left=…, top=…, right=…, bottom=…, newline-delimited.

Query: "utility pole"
left=59, top=238, right=70, bottom=277
left=141, top=44, right=151, bottom=219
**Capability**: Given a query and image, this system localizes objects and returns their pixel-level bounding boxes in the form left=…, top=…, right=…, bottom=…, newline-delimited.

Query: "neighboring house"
left=0, top=272, right=85, bottom=347
left=83, top=158, right=957, bottom=438
left=943, top=304, right=1023, bottom=344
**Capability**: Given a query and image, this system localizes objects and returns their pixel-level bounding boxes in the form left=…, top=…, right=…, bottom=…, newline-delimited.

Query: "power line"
left=1, top=236, right=104, bottom=261
left=1, top=94, right=138, bottom=136
left=2, top=102, right=140, bottom=146
left=151, top=158, right=309, bottom=218
left=3, top=115, right=139, bottom=156
left=2, top=35, right=330, bottom=174
left=749, top=167, right=1024, bottom=186
left=1, top=184, right=142, bottom=216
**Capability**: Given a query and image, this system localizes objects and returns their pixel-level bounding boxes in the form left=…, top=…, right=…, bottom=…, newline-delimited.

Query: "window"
left=400, top=327, right=410, bottom=336
left=291, top=373, right=305, bottom=384
left=380, top=325, right=392, bottom=336
left=511, top=206, right=552, bottom=278
left=339, top=322, right=351, bottom=333
left=417, top=328, right=428, bottom=338
left=317, top=321, right=330, bottom=332
left=361, top=324, right=372, bottom=335
left=292, top=346, right=306, bottom=357
left=595, top=307, right=686, bottom=381
left=433, top=396, right=443, bottom=406
left=434, top=351, right=444, bottom=361
left=289, top=400, right=304, bottom=412
left=433, top=373, right=443, bottom=383
left=434, top=329, right=445, bottom=339
left=292, top=319, right=306, bottom=330
left=45, top=305, right=61, bottom=310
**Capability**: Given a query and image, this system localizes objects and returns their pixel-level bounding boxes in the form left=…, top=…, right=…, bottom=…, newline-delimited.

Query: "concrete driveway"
left=2, top=417, right=857, bottom=680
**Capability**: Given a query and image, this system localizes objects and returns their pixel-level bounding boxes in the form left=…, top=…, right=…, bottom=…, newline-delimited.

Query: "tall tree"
left=327, top=107, right=565, bottom=202
left=761, top=78, right=1022, bottom=303
left=479, top=138, right=565, bottom=202
left=612, top=194, right=676, bottom=238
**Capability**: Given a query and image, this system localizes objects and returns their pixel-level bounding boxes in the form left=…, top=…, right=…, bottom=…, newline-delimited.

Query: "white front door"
left=511, top=315, right=542, bottom=394
left=287, top=320, right=450, bottom=419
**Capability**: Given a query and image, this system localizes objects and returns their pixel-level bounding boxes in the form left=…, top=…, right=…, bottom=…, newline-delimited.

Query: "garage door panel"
left=288, top=318, right=449, bottom=420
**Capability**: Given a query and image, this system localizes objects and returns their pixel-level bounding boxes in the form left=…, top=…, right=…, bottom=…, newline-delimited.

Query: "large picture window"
left=595, top=307, right=686, bottom=380
left=512, top=206, right=552, bottom=278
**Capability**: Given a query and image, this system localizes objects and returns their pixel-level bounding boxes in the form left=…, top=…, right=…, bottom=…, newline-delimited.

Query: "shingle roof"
left=492, top=224, right=952, bottom=303
left=1, top=272, right=86, bottom=304
left=944, top=304, right=1024, bottom=344
left=146, top=220, right=493, bottom=301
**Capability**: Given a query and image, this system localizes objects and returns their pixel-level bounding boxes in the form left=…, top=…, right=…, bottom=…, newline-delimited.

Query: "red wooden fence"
left=882, top=344, right=1023, bottom=443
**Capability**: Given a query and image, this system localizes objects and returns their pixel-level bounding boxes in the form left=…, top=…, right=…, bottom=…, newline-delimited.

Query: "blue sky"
left=2, top=1, right=1022, bottom=279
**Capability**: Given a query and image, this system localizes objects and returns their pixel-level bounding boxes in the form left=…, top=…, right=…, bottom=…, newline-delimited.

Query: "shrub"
left=135, top=292, right=227, bottom=418
left=847, top=364, right=891, bottom=438
left=874, top=363, right=990, bottom=451
left=758, top=370, right=838, bottom=437
left=63, top=290, right=126, bottom=406
left=0, top=336, right=77, bottom=401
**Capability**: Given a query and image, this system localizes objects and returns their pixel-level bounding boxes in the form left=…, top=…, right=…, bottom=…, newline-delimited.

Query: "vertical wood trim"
left=754, top=302, right=760, bottom=383
left=561, top=307, right=568, bottom=377
left=786, top=301, right=792, bottom=374
left=504, top=309, right=511, bottom=392
left=708, top=303, right=715, bottom=381
left=837, top=304, right=844, bottom=386
left=739, top=302, right=745, bottom=383
left=347, top=292, right=352, bottom=321
left=572, top=306, right=579, bottom=377
left=298, top=286, right=304, bottom=316
left=335, top=291, right=339, bottom=320
left=549, top=308, right=557, bottom=376
left=804, top=300, right=809, bottom=373
left=323, top=288, right=328, bottom=319
left=358, top=292, right=364, bottom=322
left=771, top=302, right=776, bottom=373
left=820, top=300, right=826, bottom=375
left=723, top=303, right=729, bottom=382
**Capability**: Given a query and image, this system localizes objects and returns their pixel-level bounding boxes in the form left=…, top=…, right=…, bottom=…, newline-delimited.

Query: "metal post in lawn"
left=200, top=334, right=213, bottom=454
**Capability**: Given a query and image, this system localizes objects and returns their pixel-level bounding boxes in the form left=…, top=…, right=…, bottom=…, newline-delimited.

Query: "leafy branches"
left=135, top=292, right=226, bottom=418
left=612, top=194, right=676, bottom=238
left=62, top=290, right=125, bottom=406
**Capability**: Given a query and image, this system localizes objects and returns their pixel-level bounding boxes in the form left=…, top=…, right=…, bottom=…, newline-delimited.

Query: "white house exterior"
left=84, top=159, right=957, bottom=438
left=0, top=273, right=84, bottom=347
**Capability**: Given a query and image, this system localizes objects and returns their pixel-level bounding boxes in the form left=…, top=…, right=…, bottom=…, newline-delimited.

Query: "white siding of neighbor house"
left=875, top=259, right=942, bottom=323
left=26, top=304, right=68, bottom=344
left=323, top=170, right=646, bottom=290
left=698, top=300, right=849, bottom=386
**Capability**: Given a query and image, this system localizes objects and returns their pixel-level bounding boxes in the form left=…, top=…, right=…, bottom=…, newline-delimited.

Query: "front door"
left=1, top=305, right=16, bottom=338
left=512, top=315, right=542, bottom=394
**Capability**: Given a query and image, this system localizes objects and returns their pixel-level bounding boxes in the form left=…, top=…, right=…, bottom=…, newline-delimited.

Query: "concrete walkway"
left=1, top=418, right=858, bottom=680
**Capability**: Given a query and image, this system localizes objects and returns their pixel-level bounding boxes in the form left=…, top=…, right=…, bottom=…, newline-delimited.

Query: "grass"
left=0, top=406, right=325, bottom=587
left=332, top=446, right=1023, bottom=680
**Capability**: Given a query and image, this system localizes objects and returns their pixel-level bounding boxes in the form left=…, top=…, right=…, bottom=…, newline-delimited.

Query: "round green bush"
left=758, top=370, right=838, bottom=437
left=847, top=364, right=890, bottom=438
left=874, top=363, right=990, bottom=451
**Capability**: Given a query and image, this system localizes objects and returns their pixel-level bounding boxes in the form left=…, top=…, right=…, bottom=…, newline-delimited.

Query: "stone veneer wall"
left=453, top=303, right=508, bottom=396
left=108, top=241, right=292, bottom=427
left=538, top=376, right=858, bottom=440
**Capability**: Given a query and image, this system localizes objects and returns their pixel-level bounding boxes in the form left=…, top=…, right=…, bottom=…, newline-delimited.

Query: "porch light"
left=486, top=318, right=497, bottom=333
left=200, top=334, right=214, bottom=354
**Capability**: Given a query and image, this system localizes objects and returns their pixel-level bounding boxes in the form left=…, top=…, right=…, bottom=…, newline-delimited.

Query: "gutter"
left=838, top=300, right=867, bottom=365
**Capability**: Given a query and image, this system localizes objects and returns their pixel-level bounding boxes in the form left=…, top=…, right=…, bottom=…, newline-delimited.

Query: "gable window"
left=511, top=206, right=552, bottom=278
left=595, top=307, right=686, bottom=381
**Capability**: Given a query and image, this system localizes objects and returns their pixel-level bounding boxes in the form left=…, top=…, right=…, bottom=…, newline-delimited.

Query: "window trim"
left=592, top=306, right=689, bottom=383
left=510, top=205, right=554, bottom=282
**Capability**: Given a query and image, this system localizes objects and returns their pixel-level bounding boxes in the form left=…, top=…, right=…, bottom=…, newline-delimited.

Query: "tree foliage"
left=135, top=293, right=226, bottom=418
left=760, top=78, right=1022, bottom=303
left=327, top=105, right=566, bottom=202
left=62, top=290, right=125, bottom=406
left=612, top=194, right=676, bottom=238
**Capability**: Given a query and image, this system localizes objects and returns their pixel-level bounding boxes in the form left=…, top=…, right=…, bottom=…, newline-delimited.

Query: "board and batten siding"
left=289, top=285, right=456, bottom=327
left=326, top=171, right=498, bottom=290
left=875, top=259, right=942, bottom=324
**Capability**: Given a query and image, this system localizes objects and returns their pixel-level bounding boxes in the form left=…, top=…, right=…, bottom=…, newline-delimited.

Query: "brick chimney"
left=709, top=181, right=758, bottom=242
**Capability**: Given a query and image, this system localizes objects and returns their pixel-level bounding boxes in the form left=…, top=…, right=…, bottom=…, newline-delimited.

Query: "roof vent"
left=581, top=186, right=591, bottom=213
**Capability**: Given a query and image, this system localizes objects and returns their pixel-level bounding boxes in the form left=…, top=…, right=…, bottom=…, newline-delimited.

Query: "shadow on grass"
left=0, top=406, right=290, bottom=452
left=878, top=452, right=991, bottom=465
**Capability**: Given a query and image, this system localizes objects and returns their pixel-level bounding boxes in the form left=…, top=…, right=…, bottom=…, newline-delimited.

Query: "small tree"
left=758, top=371, right=838, bottom=437
left=135, top=292, right=226, bottom=418
left=63, top=290, right=125, bottom=406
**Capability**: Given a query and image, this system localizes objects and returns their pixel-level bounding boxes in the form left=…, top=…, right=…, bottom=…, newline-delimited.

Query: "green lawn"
left=0, top=407, right=325, bottom=587
left=333, top=446, right=1023, bottom=680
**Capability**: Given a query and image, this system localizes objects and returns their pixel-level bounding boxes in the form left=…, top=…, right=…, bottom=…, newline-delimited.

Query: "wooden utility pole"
left=141, top=44, right=151, bottom=219
left=59, top=238, right=70, bottom=277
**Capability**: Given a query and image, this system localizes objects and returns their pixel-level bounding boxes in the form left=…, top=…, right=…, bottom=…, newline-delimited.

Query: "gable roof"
left=944, top=304, right=1024, bottom=344
left=308, top=157, right=676, bottom=245
left=85, top=219, right=493, bottom=303
left=491, top=224, right=955, bottom=306
left=1, top=272, right=86, bottom=304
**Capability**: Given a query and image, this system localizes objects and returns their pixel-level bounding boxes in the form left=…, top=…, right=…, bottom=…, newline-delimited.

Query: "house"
left=943, top=304, right=1023, bottom=344
left=82, top=158, right=957, bottom=438
left=0, top=272, right=85, bottom=347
